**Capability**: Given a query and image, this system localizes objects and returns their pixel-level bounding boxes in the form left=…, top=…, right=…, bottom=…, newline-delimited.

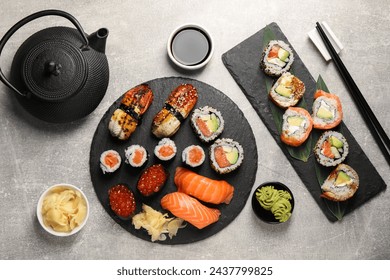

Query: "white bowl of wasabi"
left=37, top=183, right=89, bottom=237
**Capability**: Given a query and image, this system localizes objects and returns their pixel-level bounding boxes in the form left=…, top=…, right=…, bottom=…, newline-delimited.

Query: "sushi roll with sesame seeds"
left=124, top=145, right=148, bottom=168
left=100, top=149, right=121, bottom=174
left=314, top=131, right=349, bottom=167
left=209, top=138, right=244, bottom=174
left=191, top=106, right=225, bottom=143
left=321, top=164, right=359, bottom=202
left=154, top=138, right=177, bottom=161
left=260, top=40, right=294, bottom=77
left=182, top=145, right=205, bottom=167
left=269, top=72, right=305, bottom=108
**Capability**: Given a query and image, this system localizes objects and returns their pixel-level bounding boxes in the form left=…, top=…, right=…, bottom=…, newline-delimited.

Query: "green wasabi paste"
left=256, top=185, right=292, bottom=222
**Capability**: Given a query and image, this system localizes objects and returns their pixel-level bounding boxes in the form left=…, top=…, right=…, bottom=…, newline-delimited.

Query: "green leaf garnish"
left=316, top=74, right=330, bottom=93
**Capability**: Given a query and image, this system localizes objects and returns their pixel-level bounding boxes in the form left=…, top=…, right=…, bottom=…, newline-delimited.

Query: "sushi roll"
left=209, top=138, right=244, bottom=174
left=124, top=145, right=148, bottom=168
left=182, top=145, right=206, bottom=167
left=269, top=72, right=305, bottom=108
left=314, top=131, right=349, bottom=167
left=321, top=164, right=359, bottom=202
left=154, top=138, right=177, bottom=161
left=191, top=106, right=224, bottom=143
left=312, top=90, right=343, bottom=130
left=260, top=40, right=294, bottom=77
left=100, top=149, right=121, bottom=174
left=281, top=107, right=313, bottom=147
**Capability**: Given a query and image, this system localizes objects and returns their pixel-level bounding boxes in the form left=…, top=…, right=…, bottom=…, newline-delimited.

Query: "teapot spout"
left=88, top=28, right=108, bottom=53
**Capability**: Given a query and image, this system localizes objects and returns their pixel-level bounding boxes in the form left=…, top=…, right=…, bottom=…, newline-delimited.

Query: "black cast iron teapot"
left=0, top=10, right=109, bottom=123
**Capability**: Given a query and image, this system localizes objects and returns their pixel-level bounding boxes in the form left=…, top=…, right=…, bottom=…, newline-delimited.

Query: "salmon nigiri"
left=161, top=192, right=221, bottom=229
left=174, top=167, right=234, bottom=204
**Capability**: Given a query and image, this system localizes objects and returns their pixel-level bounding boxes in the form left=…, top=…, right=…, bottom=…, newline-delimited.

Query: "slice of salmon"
left=104, top=152, right=120, bottom=168
left=161, top=192, right=221, bottom=229
left=174, top=167, right=234, bottom=204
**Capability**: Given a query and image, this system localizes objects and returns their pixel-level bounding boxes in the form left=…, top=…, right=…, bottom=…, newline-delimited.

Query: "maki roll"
left=210, top=138, right=244, bottom=174
left=312, top=90, right=343, bottom=130
left=182, top=145, right=206, bottom=167
left=191, top=106, right=224, bottom=142
left=260, top=40, right=294, bottom=77
left=124, top=145, right=148, bottom=168
left=100, top=149, right=121, bottom=174
left=269, top=72, right=305, bottom=108
left=321, top=164, right=359, bottom=201
left=314, top=131, right=349, bottom=167
left=281, top=107, right=313, bottom=147
left=154, top=138, right=177, bottom=161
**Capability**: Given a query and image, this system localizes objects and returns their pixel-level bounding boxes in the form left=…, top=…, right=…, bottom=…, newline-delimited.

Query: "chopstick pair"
left=315, top=22, right=390, bottom=167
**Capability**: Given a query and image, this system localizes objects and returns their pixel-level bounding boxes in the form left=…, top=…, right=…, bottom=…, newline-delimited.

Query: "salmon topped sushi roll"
left=281, top=107, right=313, bottom=147
left=312, top=90, right=343, bottom=130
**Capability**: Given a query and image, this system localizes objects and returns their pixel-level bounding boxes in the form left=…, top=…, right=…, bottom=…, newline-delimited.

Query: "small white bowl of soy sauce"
left=167, top=24, right=214, bottom=70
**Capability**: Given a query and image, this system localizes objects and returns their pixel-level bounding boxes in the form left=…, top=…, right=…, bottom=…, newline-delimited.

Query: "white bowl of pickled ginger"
left=37, top=184, right=89, bottom=236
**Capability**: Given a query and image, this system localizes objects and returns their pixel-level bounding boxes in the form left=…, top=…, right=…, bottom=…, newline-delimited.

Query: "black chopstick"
left=316, top=22, right=390, bottom=167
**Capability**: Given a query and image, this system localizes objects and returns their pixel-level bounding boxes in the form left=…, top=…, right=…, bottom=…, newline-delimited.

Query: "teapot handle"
left=0, top=9, right=90, bottom=97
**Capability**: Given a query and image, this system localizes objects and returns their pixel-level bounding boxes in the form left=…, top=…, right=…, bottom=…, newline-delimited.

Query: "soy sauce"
left=171, top=28, right=211, bottom=66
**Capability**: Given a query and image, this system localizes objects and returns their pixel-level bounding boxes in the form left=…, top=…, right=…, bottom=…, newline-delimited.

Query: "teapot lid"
left=22, top=39, right=87, bottom=102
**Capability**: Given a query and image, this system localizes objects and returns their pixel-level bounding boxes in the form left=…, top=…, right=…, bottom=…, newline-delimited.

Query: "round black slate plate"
left=89, top=77, right=258, bottom=244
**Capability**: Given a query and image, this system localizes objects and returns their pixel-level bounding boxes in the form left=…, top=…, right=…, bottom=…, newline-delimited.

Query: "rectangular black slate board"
left=222, top=22, right=387, bottom=222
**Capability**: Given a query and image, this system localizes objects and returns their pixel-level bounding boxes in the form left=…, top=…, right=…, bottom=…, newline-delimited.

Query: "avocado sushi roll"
left=281, top=107, right=313, bottom=147
left=269, top=72, right=305, bottom=108
left=314, top=131, right=349, bottom=167
left=191, top=106, right=224, bottom=143
left=124, top=145, right=148, bottom=168
left=312, top=90, right=343, bottom=130
left=260, top=40, right=294, bottom=77
left=209, top=138, right=244, bottom=174
left=321, top=164, right=359, bottom=202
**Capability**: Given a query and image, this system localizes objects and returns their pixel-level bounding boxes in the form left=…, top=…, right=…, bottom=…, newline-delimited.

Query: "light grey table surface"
left=1, top=0, right=389, bottom=260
